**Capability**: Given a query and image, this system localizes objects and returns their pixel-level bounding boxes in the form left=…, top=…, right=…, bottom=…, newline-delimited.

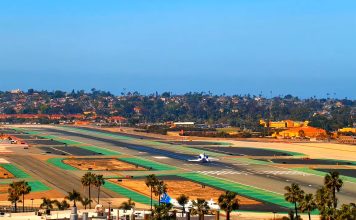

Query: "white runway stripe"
left=196, top=170, right=310, bottom=176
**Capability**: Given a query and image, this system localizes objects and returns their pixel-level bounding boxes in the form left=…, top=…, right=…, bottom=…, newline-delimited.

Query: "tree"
left=119, top=198, right=136, bottom=210
left=8, top=182, right=20, bottom=213
left=191, top=198, right=210, bottom=220
left=40, top=197, right=54, bottom=210
left=65, top=190, right=82, bottom=207
left=81, top=197, right=92, bottom=210
left=94, top=174, right=105, bottom=204
left=145, top=174, right=158, bottom=211
left=336, top=203, right=356, bottom=220
left=299, top=193, right=317, bottom=220
left=284, top=183, right=304, bottom=219
left=154, top=180, right=168, bottom=205
left=315, top=186, right=334, bottom=219
left=54, top=200, right=70, bottom=210
left=324, top=171, right=343, bottom=208
left=153, top=203, right=173, bottom=220
left=176, top=194, right=189, bottom=216
left=17, top=181, right=31, bottom=212
left=218, top=191, right=239, bottom=220
left=81, top=172, right=96, bottom=209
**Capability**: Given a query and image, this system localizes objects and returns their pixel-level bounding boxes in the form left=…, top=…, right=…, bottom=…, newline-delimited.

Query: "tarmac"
left=1, top=125, right=356, bottom=214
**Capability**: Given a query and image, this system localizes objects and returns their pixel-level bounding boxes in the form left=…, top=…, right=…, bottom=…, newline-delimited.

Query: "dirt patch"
left=0, top=167, right=14, bottom=179
left=0, top=188, right=64, bottom=200
left=0, top=185, right=8, bottom=194
left=63, top=158, right=147, bottom=171
left=112, top=179, right=261, bottom=205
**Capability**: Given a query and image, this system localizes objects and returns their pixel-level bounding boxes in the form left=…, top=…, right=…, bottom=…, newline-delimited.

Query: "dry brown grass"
left=0, top=167, right=14, bottom=179
left=111, top=179, right=261, bottom=205
left=63, top=158, right=147, bottom=171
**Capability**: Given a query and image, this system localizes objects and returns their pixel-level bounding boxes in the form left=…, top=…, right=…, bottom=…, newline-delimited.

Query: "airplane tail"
left=160, top=193, right=172, bottom=204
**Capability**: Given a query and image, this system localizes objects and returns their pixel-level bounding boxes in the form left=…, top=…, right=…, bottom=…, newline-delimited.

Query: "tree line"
left=0, top=90, right=354, bottom=131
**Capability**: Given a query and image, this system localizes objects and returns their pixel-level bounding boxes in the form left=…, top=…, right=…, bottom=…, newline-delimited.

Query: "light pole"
left=107, top=201, right=112, bottom=220
left=273, top=211, right=277, bottom=220
left=31, top=198, right=34, bottom=211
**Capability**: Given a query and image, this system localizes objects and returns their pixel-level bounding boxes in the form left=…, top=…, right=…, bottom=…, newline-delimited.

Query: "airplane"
left=188, top=153, right=218, bottom=163
left=161, top=193, right=220, bottom=211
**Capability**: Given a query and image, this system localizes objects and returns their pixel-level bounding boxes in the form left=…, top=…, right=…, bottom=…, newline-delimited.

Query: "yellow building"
left=273, top=126, right=327, bottom=138
left=338, top=127, right=356, bottom=133
left=260, top=119, right=309, bottom=128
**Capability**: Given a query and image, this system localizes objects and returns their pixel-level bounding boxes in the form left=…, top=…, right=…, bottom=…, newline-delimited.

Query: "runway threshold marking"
left=197, top=170, right=311, bottom=176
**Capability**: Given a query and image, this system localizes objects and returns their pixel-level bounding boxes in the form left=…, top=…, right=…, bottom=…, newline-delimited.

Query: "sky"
left=0, top=1, right=355, bottom=99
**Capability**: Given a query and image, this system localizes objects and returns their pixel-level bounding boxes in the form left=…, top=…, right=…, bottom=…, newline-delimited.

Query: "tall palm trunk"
left=332, top=188, right=336, bottom=208
left=150, top=187, right=153, bottom=211
left=88, top=183, right=91, bottom=209
left=22, top=194, right=25, bottom=212
left=97, top=186, right=100, bottom=204
left=226, top=211, right=230, bottom=220
left=14, top=201, right=17, bottom=213
left=294, top=202, right=298, bottom=219
left=308, top=211, right=311, bottom=220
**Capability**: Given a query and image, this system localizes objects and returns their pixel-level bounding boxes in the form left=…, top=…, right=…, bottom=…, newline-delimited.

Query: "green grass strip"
left=178, top=173, right=293, bottom=209
left=104, top=181, right=157, bottom=205
left=0, top=164, right=30, bottom=178
left=0, top=181, right=50, bottom=192
left=293, top=167, right=356, bottom=183
left=12, top=128, right=40, bottom=135
left=61, top=127, right=135, bottom=141
left=119, top=158, right=176, bottom=171
left=263, top=148, right=306, bottom=157
left=47, top=158, right=78, bottom=170
left=79, top=146, right=121, bottom=155
left=28, top=181, right=51, bottom=192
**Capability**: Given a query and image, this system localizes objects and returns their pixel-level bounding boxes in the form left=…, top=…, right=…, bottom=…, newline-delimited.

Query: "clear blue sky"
left=0, top=1, right=355, bottom=98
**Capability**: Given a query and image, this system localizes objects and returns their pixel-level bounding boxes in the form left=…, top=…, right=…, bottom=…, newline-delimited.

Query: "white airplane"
left=161, top=193, right=220, bottom=211
left=188, top=153, right=218, bottom=163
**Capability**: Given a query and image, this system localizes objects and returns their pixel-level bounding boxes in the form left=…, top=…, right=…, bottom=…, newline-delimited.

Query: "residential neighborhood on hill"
left=0, top=89, right=354, bottom=132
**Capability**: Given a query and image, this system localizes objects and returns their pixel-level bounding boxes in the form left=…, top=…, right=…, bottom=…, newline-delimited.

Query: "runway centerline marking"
left=50, top=147, right=73, bottom=155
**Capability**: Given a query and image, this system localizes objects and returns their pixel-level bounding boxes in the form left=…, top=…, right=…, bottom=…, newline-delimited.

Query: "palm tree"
left=54, top=200, right=70, bottom=210
left=324, top=171, right=343, bottom=208
left=191, top=198, right=210, bottom=220
left=299, top=193, right=317, bottom=220
left=284, top=183, right=304, bottom=219
left=177, top=194, right=189, bottom=216
left=17, top=181, right=31, bottom=212
left=154, top=180, right=168, bottom=205
left=8, top=184, right=20, bottom=213
left=40, top=197, right=54, bottom=210
left=65, top=190, right=82, bottom=207
left=153, top=203, right=173, bottom=220
left=336, top=203, right=356, bottom=220
left=81, top=172, right=96, bottom=209
left=145, top=174, right=158, bottom=211
left=218, top=191, right=239, bottom=220
left=81, top=197, right=92, bottom=210
left=94, top=174, right=105, bottom=204
left=315, top=186, right=334, bottom=219
left=119, top=198, right=136, bottom=210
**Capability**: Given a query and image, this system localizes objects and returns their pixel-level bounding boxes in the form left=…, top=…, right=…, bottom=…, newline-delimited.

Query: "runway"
left=8, top=125, right=356, bottom=210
